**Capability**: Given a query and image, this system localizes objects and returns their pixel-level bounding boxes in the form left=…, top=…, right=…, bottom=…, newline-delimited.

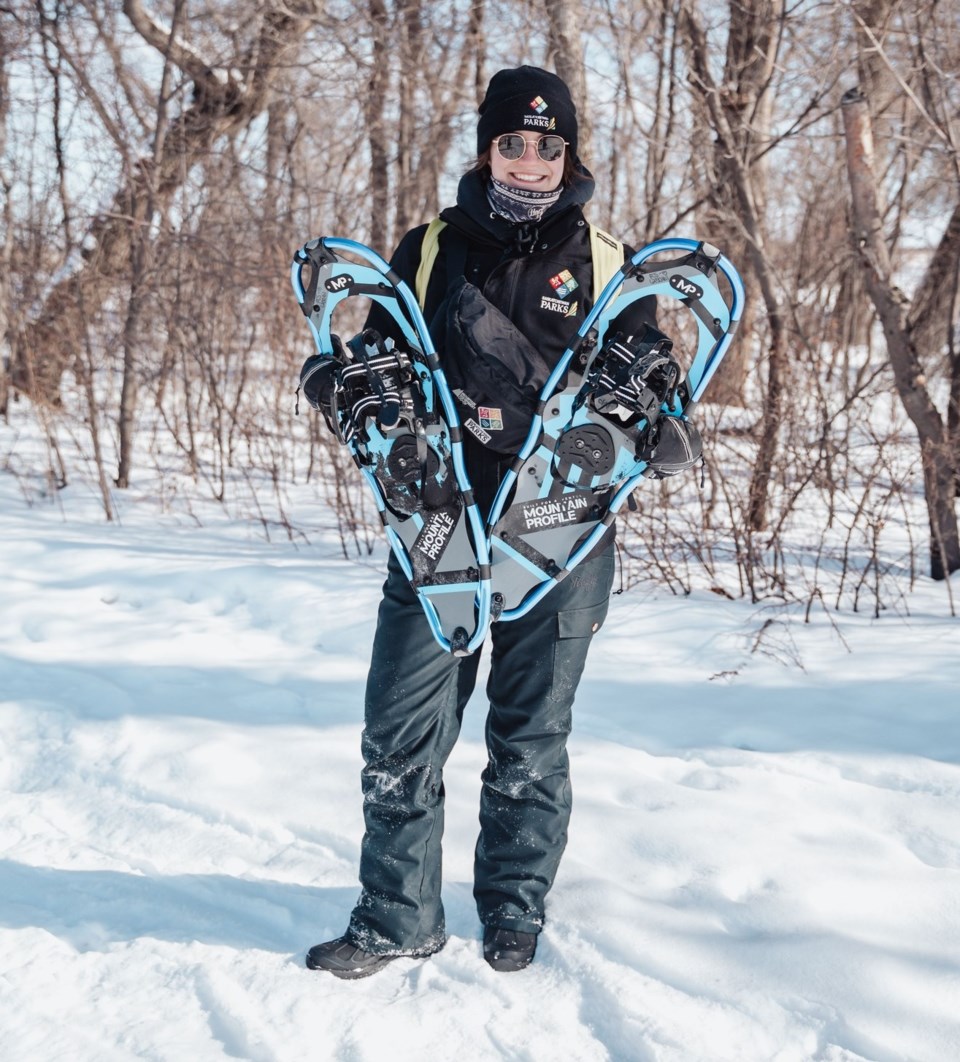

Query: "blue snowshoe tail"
left=487, top=238, right=745, bottom=620
left=292, top=237, right=491, bottom=654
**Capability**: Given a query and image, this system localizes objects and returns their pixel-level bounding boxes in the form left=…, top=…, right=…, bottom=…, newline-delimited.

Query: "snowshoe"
left=486, top=238, right=745, bottom=619
left=292, top=237, right=491, bottom=655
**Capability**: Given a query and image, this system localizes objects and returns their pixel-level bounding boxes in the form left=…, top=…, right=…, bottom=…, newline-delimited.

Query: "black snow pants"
left=346, top=542, right=616, bottom=954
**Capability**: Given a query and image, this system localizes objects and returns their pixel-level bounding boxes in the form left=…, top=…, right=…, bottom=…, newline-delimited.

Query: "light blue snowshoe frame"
left=291, top=236, right=491, bottom=655
left=485, top=238, right=746, bottom=620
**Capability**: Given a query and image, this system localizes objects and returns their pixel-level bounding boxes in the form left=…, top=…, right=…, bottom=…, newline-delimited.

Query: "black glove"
left=299, top=351, right=338, bottom=415
left=638, top=416, right=703, bottom=478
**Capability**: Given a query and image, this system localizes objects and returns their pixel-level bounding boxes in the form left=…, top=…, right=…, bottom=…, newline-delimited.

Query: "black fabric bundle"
left=439, top=278, right=553, bottom=455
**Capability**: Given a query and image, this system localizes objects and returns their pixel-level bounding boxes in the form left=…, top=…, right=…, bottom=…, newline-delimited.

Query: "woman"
left=306, top=66, right=659, bottom=978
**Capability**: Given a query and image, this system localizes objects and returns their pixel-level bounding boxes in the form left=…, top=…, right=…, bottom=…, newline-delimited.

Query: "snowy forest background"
left=2, top=0, right=959, bottom=609
left=3, top=4, right=960, bottom=1061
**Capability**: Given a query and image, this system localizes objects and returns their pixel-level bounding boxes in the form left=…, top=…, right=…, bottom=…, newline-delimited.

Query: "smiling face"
left=488, top=131, right=565, bottom=192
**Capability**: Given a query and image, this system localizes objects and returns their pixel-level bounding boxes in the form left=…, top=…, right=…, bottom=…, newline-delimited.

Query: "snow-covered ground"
left=1, top=414, right=959, bottom=1062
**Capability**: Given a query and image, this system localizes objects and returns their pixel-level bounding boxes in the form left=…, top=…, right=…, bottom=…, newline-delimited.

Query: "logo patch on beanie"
left=530, top=95, right=548, bottom=113
left=524, top=114, right=556, bottom=131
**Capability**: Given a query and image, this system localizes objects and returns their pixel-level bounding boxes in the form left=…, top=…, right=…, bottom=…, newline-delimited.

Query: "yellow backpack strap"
left=588, top=224, right=624, bottom=303
left=418, top=218, right=619, bottom=307
left=415, top=218, right=448, bottom=310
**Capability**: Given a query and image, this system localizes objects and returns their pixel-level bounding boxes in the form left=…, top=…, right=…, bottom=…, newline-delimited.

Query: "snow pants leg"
left=346, top=543, right=614, bottom=953
left=347, top=552, right=480, bottom=954
left=473, top=544, right=615, bottom=934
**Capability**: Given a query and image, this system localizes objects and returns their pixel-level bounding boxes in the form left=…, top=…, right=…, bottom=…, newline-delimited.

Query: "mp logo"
left=669, top=275, right=703, bottom=300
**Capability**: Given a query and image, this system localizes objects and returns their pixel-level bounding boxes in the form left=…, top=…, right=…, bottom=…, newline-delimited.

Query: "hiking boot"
left=482, top=926, right=538, bottom=972
left=305, top=937, right=402, bottom=980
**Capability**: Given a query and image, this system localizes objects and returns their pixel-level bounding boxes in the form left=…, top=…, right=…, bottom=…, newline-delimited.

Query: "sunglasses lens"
left=494, top=134, right=566, bottom=162
left=496, top=135, right=525, bottom=161
left=538, top=136, right=566, bottom=161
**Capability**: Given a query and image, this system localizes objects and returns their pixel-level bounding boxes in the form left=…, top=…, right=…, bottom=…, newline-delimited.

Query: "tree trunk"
left=641, top=1, right=679, bottom=244
left=680, top=0, right=785, bottom=533
left=842, top=88, right=960, bottom=579
left=365, top=0, right=390, bottom=250
left=0, top=17, right=12, bottom=418
left=117, top=0, right=183, bottom=489
left=472, top=0, right=486, bottom=106
left=697, top=0, right=782, bottom=410
left=914, top=206, right=960, bottom=491
left=852, top=0, right=900, bottom=119
left=950, top=323, right=960, bottom=495
left=117, top=194, right=149, bottom=490
left=416, top=0, right=487, bottom=224
left=908, top=200, right=960, bottom=365
left=545, top=0, right=590, bottom=162
left=394, top=0, right=422, bottom=241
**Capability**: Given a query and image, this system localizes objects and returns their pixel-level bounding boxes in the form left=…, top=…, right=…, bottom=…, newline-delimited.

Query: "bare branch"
left=852, top=5, right=960, bottom=179
left=122, top=0, right=240, bottom=90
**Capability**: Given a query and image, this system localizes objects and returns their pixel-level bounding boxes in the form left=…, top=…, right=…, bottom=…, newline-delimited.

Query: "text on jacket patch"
left=540, top=296, right=578, bottom=316
left=464, top=418, right=492, bottom=444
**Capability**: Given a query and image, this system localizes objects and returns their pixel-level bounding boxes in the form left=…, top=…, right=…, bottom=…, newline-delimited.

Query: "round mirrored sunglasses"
left=493, top=134, right=568, bottom=163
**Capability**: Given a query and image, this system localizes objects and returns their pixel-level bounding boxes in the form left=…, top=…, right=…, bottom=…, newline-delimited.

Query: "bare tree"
left=116, top=0, right=184, bottom=488
left=544, top=0, right=589, bottom=161
left=11, top=0, right=316, bottom=410
left=364, top=0, right=391, bottom=251
left=695, top=0, right=782, bottom=410
left=0, top=8, right=14, bottom=418
left=679, top=0, right=787, bottom=534
left=843, top=86, right=960, bottom=579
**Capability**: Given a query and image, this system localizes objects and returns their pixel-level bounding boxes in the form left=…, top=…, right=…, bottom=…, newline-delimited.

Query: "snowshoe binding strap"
left=333, top=330, right=411, bottom=443
left=588, top=327, right=679, bottom=429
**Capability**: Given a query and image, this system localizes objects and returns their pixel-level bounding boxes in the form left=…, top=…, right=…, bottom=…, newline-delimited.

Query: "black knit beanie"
left=477, top=66, right=578, bottom=159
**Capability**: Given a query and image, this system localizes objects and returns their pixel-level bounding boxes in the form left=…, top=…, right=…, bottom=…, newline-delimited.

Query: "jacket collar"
left=440, top=162, right=596, bottom=252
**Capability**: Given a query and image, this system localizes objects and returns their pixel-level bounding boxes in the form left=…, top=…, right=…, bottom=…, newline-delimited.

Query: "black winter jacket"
left=369, top=168, right=657, bottom=516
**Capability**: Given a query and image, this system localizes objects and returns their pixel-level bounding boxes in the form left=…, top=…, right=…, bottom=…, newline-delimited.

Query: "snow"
left=2, top=410, right=960, bottom=1062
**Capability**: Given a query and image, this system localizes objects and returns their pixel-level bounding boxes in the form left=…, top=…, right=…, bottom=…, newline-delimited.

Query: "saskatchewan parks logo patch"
left=542, top=268, right=579, bottom=315
left=464, top=408, right=502, bottom=444
left=540, top=295, right=578, bottom=317
left=524, top=106, right=555, bottom=130
left=478, top=406, right=503, bottom=431
left=464, top=418, right=492, bottom=444
left=549, top=269, right=579, bottom=298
